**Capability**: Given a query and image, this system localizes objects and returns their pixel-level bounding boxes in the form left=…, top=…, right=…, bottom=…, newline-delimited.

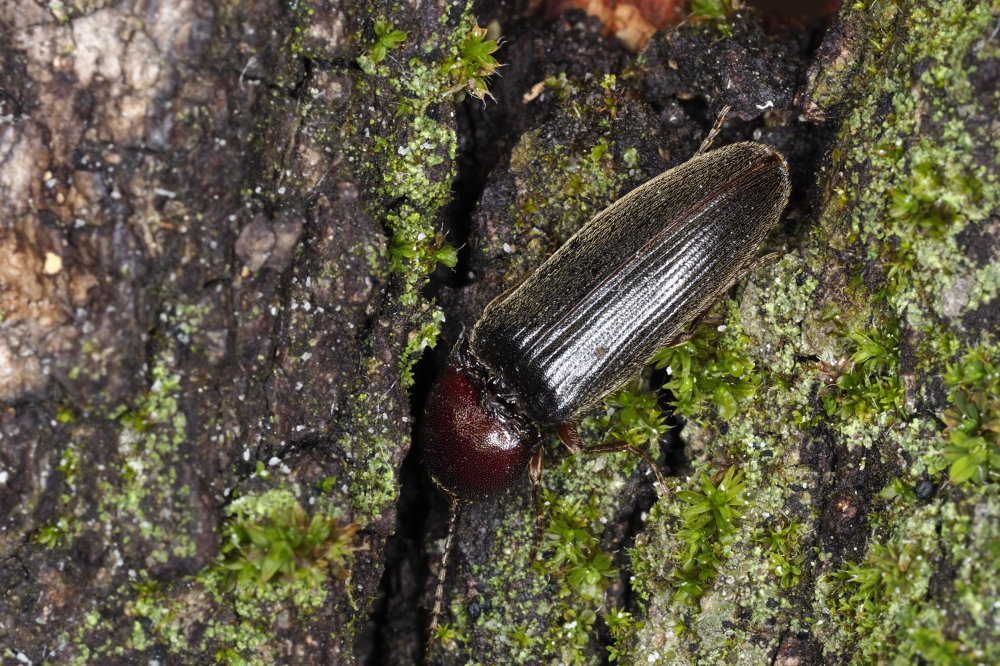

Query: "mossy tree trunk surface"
left=0, top=0, right=997, bottom=664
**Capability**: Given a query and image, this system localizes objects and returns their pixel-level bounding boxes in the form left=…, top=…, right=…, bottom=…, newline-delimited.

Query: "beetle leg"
left=557, top=422, right=668, bottom=495
left=661, top=317, right=706, bottom=349
left=428, top=498, right=462, bottom=647
left=697, top=104, right=732, bottom=155
left=734, top=250, right=783, bottom=282
left=556, top=421, right=585, bottom=452
left=527, top=447, right=545, bottom=562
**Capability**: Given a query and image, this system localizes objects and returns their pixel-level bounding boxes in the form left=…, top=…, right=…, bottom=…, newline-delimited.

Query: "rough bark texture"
left=1, top=1, right=997, bottom=665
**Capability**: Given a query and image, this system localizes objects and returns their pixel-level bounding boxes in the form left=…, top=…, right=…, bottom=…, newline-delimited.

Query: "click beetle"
left=420, top=138, right=790, bottom=639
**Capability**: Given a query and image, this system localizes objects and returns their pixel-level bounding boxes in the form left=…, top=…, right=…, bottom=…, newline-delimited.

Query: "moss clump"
left=666, top=467, right=747, bottom=606
left=587, top=382, right=668, bottom=467
left=752, top=520, right=809, bottom=590
left=819, top=314, right=905, bottom=424
left=651, top=323, right=761, bottom=422
left=689, top=0, right=738, bottom=37
left=941, top=343, right=1000, bottom=484
left=128, top=489, right=358, bottom=663
left=439, top=24, right=501, bottom=101
left=814, top=486, right=999, bottom=664
left=542, top=492, right=618, bottom=603
left=356, top=19, right=406, bottom=71
left=215, top=491, right=358, bottom=608
left=537, top=492, right=619, bottom=652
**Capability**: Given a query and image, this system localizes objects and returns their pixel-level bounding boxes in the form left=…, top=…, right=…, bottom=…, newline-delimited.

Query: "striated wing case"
left=470, top=142, right=791, bottom=425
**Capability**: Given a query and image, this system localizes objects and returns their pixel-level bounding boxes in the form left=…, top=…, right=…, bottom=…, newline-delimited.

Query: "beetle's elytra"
left=421, top=141, right=791, bottom=501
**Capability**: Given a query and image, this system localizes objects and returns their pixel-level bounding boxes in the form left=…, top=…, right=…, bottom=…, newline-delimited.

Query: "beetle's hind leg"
left=697, top=104, right=732, bottom=155
left=556, top=422, right=668, bottom=495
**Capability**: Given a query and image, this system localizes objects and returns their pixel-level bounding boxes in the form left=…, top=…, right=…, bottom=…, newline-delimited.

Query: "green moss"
left=793, top=5, right=1000, bottom=659
left=752, top=520, right=809, bottom=590
left=824, top=540, right=925, bottom=635
left=399, top=304, right=446, bottom=390
left=34, top=520, right=70, bottom=548
left=439, top=24, right=501, bottom=101
left=356, top=19, right=407, bottom=71
left=542, top=492, right=617, bottom=602
left=651, top=323, right=761, bottom=422
left=814, top=486, right=1000, bottom=664
left=429, top=427, right=644, bottom=664
left=127, top=489, right=358, bottom=663
left=432, top=622, right=470, bottom=652
left=605, top=607, right=642, bottom=663
left=339, top=12, right=493, bottom=533
left=819, top=314, right=905, bottom=424
left=344, top=428, right=399, bottom=525
left=336, top=1, right=499, bottom=532
left=532, top=491, right=619, bottom=658
left=689, top=0, right=737, bottom=37
left=58, top=442, right=79, bottom=487
left=941, top=343, right=1000, bottom=484
left=351, top=12, right=491, bottom=309
left=215, top=490, right=358, bottom=608
left=826, top=7, right=998, bottom=333
left=508, top=132, right=637, bottom=252
left=665, top=467, right=747, bottom=606
left=426, top=2, right=998, bottom=662
left=33, top=441, right=83, bottom=548
left=580, top=382, right=668, bottom=474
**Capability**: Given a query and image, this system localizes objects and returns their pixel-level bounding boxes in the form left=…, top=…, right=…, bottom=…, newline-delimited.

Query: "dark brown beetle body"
left=421, top=141, right=791, bottom=501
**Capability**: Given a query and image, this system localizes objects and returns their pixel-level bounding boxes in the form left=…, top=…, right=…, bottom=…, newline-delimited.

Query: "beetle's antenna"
left=428, top=497, right=461, bottom=646
left=527, top=447, right=546, bottom=563
left=697, top=104, right=732, bottom=155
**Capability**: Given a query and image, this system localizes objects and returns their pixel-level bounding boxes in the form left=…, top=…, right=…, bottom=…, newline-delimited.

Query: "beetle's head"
left=419, top=346, right=539, bottom=501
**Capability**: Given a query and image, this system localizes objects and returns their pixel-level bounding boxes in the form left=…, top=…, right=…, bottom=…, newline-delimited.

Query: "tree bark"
left=1, top=1, right=997, bottom=665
